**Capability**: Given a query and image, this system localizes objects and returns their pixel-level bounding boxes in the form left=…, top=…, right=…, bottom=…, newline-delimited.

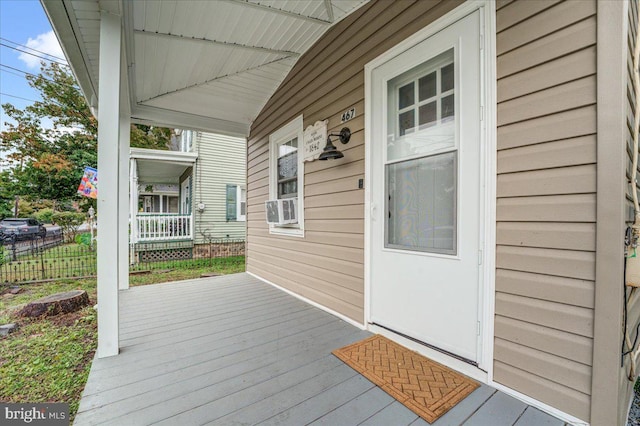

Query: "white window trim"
left=269, top=115, right=304, bottom=237
left=237, top=185, right=246, bottom=222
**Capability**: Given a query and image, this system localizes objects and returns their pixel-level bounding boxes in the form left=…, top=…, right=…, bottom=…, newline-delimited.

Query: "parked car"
left=0, top=218, right=47, bottom=241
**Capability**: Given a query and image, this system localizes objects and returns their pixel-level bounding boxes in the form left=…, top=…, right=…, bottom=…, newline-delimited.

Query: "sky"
left=0, top=0, right=67, bottom=134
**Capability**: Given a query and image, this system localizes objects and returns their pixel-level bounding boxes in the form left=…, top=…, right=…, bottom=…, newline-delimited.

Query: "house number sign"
left=303, top=120, right=328, bottom=162
left=341, top=108, right=356, bottom=123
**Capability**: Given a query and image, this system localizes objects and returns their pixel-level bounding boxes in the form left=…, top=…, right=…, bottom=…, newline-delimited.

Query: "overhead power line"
left=0, top=68, right=25, bottom=79
left=0, top=42, right=69, bottom=67
left=0, top=90, right=94, bottom=125
left=0, top=63, right=40, bottom=76
left=0, top=92, right=40, bottom=103
left=0, top=36, right=67, bottom=62
left=0, top=63, right=79, bottom=89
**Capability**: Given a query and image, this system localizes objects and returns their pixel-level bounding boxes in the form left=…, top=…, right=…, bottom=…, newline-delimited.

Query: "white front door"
left=370, top=11, right=482, bottom=363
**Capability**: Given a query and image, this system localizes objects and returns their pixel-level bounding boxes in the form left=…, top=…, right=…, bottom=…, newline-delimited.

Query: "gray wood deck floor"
left=74, top=273, right=567, bottom=426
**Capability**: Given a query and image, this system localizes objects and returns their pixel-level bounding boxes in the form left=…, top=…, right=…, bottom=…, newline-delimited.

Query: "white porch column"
left=118, top=113, right=130, bottom=290
left=96, top=10, right=122, bottom=358
left=130, top=158, right=138, bottom=244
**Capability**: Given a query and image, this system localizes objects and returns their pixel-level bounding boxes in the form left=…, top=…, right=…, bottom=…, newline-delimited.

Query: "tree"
left=0, top=170, right=16, bottom=219
left=0, top=61, right=173, bottom=214
left=131, top=125, right=172, bottom=150
left=1, top=62, right=94, bottom=204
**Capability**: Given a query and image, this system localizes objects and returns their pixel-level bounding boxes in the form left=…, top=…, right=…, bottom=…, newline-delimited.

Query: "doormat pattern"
left=332, top=335, right=479, bottom=423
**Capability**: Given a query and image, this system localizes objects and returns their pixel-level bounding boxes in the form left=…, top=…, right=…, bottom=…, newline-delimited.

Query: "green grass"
left=0, top=259, right=245, bottom=421
left=0, top=308, right=97, bottom=420
left=130, top=256, right=246, bottom=283
left=0, top=279, right=97, bottom=324
left=0, top=279, right=97, bottom=422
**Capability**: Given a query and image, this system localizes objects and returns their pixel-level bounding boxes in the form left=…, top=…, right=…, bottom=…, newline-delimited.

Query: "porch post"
left=96, top=10, right=122, bottom=358
left=591, top=1, right=628, bottom=424
left=130, top=158, right=138, bottom=244
left=118, top=113, right=130, bottom=290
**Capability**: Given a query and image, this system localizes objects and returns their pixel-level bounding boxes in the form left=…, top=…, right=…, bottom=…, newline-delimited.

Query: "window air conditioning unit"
left=265, top=198, right=298, bottom=225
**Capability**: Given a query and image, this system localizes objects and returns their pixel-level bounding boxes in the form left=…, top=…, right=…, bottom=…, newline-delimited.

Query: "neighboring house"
left=44, top=0, right=639, bottom=424
left=129, top=130, right=246, bottom=255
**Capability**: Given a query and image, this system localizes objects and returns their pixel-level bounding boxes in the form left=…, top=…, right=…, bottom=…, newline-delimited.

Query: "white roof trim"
left=131, top=104, right=249, bottom=137
left=130, top=147, right=198, bottom=163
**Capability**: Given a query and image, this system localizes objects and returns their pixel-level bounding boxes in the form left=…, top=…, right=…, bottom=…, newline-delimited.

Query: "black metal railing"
left=1, top=235, right=245, bottom=286
left=0, top=233, right=93, bottom=285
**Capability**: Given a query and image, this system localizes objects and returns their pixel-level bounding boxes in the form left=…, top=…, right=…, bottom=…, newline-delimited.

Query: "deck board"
left=358, top=401, right=421, bottom=426
left=431, top=385, right=498, bottom=426
left=514, top=407, right=566, bottom=426
left=206, top=363, right=361, bottom=425
left=463, top=392, right=528, bottom=425
left=74, top=273, right=566, bottom=425
left=258, top=375, right=377, bottom=426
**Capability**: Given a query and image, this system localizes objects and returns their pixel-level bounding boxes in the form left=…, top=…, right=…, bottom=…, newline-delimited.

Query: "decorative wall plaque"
left=303, top=120, right=328, bottom=162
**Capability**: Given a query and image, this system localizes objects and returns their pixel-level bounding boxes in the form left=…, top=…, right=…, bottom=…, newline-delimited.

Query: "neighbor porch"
left=130, top=148, right=197, bottom=244
left=74, top=273, right=564, bottom=425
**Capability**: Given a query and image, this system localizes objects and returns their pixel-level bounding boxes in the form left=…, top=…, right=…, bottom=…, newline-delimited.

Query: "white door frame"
left=181, top=178, right=190, bottom=215
left=364, top=0, right=496, bottom=379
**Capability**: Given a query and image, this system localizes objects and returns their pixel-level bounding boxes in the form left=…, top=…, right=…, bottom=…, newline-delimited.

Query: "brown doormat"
left=332, top=335, right=479, bottom=423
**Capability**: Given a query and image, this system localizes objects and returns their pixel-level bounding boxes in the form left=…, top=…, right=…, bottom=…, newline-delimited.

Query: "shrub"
left=16, top=199, right=34, bottom=216
left=75, top=233, right=92, bottom=246
left=52, top=211, right=86, bottom=243
left=34, top=208, right=54, bottom=224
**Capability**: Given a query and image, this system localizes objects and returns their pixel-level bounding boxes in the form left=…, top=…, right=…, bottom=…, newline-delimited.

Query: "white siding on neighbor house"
left=193, top=132, right=246, bottom=242
left=494, top=0, right=596, bottom=422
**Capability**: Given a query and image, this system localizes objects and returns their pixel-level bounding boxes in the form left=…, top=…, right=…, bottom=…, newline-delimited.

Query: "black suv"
left=0, top=218, right=47, bottom=241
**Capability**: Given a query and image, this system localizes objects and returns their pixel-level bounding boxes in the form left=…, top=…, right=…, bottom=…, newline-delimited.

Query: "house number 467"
left=341, top=108, right=356, bottom=123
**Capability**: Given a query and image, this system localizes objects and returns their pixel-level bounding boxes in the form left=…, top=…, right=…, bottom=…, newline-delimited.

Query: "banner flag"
left=77, top=166, right=98, bottom=199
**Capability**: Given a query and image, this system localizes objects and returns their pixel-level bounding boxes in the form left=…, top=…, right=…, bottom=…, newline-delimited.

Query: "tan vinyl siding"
left=494, top=0, right=596, bottom=422
left=194, top=132, right=246, bottom=241
left=246, top=0, right=463, bottom=323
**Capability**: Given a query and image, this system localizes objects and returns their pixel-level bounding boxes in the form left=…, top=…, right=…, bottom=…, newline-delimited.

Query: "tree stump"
left=19, top=290, right=90, bottom=318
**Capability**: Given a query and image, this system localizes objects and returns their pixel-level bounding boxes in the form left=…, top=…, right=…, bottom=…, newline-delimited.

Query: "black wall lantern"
left=318, top=127, right=351, bottom=160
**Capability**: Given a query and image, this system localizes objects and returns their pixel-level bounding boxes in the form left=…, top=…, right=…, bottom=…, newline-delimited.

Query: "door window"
left=385, top=48, right=457, bottom=255
left=386, top=152, right=456, bottom=253
left=387, top=49, right=455, bottom=161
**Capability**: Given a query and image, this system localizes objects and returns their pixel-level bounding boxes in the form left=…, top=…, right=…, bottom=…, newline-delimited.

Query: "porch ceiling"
left=131, top=147, right=197, bottom=183
left=41, top=0, right=369, bottom=136
left=135, top=159, right=190, bottom=184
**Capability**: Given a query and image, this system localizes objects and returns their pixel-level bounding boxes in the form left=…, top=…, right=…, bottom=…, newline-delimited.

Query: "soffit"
left=43, top=0, right=369, bottom=136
